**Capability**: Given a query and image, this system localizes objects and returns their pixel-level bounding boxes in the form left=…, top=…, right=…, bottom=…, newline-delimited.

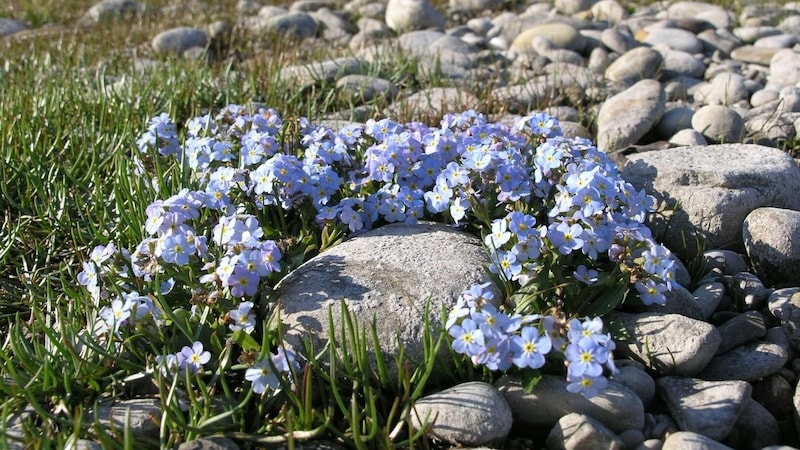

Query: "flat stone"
left=607, top=312, right=720, bottom=376
left=277, top=222, right=497, bottom=375
left=411, top=382, right=512, bottom=447
left=622, top=144, right=800, bottom=260
left=656, top=377, right=751, bottom=441
left=496, top=374, right=645, bottom=433
left=701, top=341, right=789, bottom=381
left=731, top=45, right=780, bottom=65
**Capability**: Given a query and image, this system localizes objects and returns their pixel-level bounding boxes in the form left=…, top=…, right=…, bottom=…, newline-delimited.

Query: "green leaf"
left=578, top=282, right=629, bottom=317
left=521, top=369, right=542, bottom=394
left=233, top=330, right=261, bottom=353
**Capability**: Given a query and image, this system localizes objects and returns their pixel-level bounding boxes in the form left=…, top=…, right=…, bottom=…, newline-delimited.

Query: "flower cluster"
left=79, top=105, right=677, bottom=399
left=156, top=341, right=212, bottom=376
left=446, top=283, right=618, bottom=397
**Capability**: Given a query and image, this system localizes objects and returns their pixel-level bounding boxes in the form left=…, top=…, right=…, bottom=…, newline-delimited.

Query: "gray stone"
left=177, top=437, right=240, bottom=450
left=596, top=79, right=665, bottom=151
left=385, top=87, right=480, bottom=122
left=546, top=413, right=625, bottom=450
left=600, top=28, right=638, bottom=55
left=697, top=29, right=741, bottom=58
left=666, top=1, right=734, bottom=29
left=151, top=27, right=208, bottom=55
left=694, top=73, right=750, bottom=107
left=277, top=222, right=497, bottom=374
left=668, top=129, right=707, bottom=146
left=662, top=431, right=734, bottom=450
left=608, top=312, right=720, bottom=376
left=752, top=374, right=795, bottom=418
left=692, top=105, right=745, bottom=144
left=657, top=106, right=695, bottom=138
left=770, top=49, right=800, bottom=87
left=746, top=112, right=797, bottom=147
left=751, top=88, right=781, bottom=107
left=554, top=0, right=596, bottom=15
left=624, top=144, right=800, bottom=260
left=279, top=57, right=364, bottom=90
left=642, top=27, right=703, bottom=54
left=702, top=341, right=789, bottom=381
left=639, top=285, right=704, bottom=320
left=604, top=47, right=663, bottom=85
left=511, top=23, right=586, bottom=53
left=743, top=208, right=800, bottom=288
left=496, top=374, right=645, bottom=433
left=411, top=382, right=511, bottom=446
left=91, top=398, right=162, bottom=439
left=723, top=398, right=781, bottom=449
left=703, top=250, right=749, bottom=275
left=450, top=0, right=503, bottom=12
left=734, top=26, right=782, bottom=43
left=591, top=0, right=628, bottom=24
left=715, top=310, right=767, bottom=354
left=693, top=282, right=724, bottom=320
left=64, top=440, right=104, bottom=450
left=0, top=18, right=28, bottom=37
left=262, top=11, right=319, bottom=40
left=729, top=271, right=771, bottom=310
left=385, top=0, right=445, bottom=33
left=336, top=74, right=398, bottom=103
left=755, top=33, right=799, bottom=49
left=768, top=287, right=800, bottom=352
left=610, top=365, right=656, bottom=406
left=657, top=48, right=707, bottom=80
left=80, top=0, right=148, bottom=24
left=730, top=45, right=780, bottom=65
left=656, top=377, right=751, bottom=441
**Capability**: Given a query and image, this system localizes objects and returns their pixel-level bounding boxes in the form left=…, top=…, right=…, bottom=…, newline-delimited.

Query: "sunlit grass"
left=2, top=0, right=797, bottom=447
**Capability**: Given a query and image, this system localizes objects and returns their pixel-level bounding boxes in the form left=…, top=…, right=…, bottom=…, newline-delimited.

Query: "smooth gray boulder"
left=411, top=382, right=512, bottom=447
left=596, top=79, right=665, bottom=151
left=743, top=207, right=800, bottom=288
left=622, top=144, right=800, bottom=260
left=656, top=377, right=751, bottom=441
left=608, top=312, right=720, bottom=376
left=496, top=374, right=645, bottom=433
left=276, top=222, right=497, bottom=374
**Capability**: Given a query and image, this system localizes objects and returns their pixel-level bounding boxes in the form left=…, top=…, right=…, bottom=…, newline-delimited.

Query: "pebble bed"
left=3, top=0, right=800, bottom=449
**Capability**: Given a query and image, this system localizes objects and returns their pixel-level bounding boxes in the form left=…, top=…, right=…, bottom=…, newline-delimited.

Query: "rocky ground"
left=3, top=0, right=800, bottom=448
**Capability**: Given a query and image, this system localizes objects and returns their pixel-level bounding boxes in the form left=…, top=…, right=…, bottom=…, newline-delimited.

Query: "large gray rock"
left=662, top=431, right=734, bottom=450
left=496, top=374, right=645, bottom=433
left=80, top=0, right=149, bottom=24
left=276, top=222, right=496, bottom=373
left=656, top=377, right=751, bottom=441
left=411, top=382, right=512, bottom=446
left=743, top=207, right=800, bottom=288
left=723, top=398, right=782, bottom=449
left=622, top=144, right=800, bottom=260
left=596, top=79, right=665, bottom=151
left=608, top=312, right=720, bottom=376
